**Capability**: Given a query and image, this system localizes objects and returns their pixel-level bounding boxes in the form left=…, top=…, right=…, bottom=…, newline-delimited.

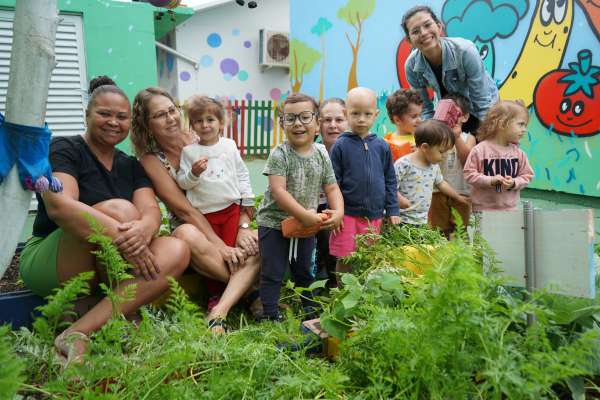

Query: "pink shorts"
left=329, top=215, right=382, bottom=257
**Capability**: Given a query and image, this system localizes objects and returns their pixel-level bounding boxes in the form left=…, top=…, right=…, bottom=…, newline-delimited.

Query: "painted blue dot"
left=243, top=40, right=251, bottom=48
left=232, top=28, right=240, bottom=36
left=238, top=70, right=249, bottom=81
left=200, top=55, right=213, bottom=67
left=207, top=33, right=222, bottom=48
left=223, top=73, right=233, bottom=81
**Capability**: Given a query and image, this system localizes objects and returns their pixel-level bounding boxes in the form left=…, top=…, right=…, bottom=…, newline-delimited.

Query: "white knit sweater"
left=176, top=137, right=254, bottom=213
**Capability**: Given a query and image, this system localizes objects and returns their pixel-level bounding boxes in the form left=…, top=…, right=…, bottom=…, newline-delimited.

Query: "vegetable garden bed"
left=2, top=223, right=600, bottom=399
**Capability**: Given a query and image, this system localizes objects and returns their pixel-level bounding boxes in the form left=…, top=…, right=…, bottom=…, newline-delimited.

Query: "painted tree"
left=0, top=0, right=58, bottom=278
left=337, top=0, right=375, bottom=91
left=311, top=17, right=333, bottom=103
left=289, top=38, right=321, bottom=94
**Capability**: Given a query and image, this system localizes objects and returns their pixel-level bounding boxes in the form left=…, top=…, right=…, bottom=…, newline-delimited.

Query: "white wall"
left=172, top=0, right=290, bottom=102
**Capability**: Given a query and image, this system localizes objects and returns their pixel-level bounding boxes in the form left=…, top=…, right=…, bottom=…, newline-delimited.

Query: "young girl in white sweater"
left=177, top=95, right=254, bottom=258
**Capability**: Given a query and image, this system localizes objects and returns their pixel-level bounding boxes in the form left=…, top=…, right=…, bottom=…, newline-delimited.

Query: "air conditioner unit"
left=259, top=29, right=289, bottom=69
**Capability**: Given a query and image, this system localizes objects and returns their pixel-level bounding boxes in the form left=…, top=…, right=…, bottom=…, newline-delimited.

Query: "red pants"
left=204, top=203, right=241, bottom=297
left=204, top=203, right=241, bottom=247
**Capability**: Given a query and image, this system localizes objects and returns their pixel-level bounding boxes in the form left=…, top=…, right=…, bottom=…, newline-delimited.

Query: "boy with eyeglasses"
left=329, top=87, right=400, bottom=280
left=255, top=93, right=344, bottom=322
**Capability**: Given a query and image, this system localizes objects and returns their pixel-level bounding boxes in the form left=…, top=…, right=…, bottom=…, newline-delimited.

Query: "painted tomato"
left=396, top=37, right=434, bottom=99
left=533, top=49, right=600, bottom=137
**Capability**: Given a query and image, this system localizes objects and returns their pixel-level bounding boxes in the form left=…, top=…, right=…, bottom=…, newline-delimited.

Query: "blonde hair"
left=477, top=100, right=528, bottom=141
left=131, top=87, right=179, bottom=157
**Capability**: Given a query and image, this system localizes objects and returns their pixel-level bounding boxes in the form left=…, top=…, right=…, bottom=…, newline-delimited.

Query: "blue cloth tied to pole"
left=0, top=113, right=62, bottom=193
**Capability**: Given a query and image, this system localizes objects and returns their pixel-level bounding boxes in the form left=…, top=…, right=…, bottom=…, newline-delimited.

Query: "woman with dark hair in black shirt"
left=19, top=76, right=190, bottom=365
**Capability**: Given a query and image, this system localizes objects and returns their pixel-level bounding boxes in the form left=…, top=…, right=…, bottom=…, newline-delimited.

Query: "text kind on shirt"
left=483, top=157, right=520, bottom=178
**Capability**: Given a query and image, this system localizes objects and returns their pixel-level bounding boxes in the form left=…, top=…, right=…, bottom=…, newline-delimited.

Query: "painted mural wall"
left=290, top=0, right=600, bottom=197
left=166, top=0, right=291, bottom=103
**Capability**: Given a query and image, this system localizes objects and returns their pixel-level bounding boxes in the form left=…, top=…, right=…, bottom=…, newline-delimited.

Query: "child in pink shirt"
left=463, top=100, right=534, bottom=211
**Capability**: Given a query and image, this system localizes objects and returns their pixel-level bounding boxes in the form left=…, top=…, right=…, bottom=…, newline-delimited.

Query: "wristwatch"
left=239, top=222, right=250, bottom=229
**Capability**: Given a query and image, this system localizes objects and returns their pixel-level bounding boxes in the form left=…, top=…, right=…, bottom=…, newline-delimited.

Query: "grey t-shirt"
left=256, top=142, right=337, bottom=229
left=395, top=155, right=443, bottom=225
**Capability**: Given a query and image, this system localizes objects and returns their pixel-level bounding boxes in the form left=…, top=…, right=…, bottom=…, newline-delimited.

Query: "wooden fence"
left=221, top=100, right=284, bottom=157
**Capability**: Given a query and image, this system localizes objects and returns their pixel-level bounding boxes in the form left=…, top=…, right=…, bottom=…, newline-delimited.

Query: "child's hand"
left=321, top=209, right=343, bottom=233
left=191, top=157, right=208, bottom=177
left=388, top=215, right=401, bottom=225
left=502, top=176, right=516, bottom=191
left=398, top=193, right=411, bottom=209
left=490, top=175, right=507, bottom=186
left=455, top=194, right=470, bottom=205
left=300, top=209, right=323, bottom=227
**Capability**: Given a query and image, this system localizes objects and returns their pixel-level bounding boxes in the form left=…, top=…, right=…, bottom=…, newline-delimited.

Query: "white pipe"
left=155, top=41, right=199, bottom=70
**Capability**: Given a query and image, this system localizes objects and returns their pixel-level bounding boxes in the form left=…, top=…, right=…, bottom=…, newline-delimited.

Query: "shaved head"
left=345, top=87, right=379, bottom=136
left=346, top=87, right=377, bottom=109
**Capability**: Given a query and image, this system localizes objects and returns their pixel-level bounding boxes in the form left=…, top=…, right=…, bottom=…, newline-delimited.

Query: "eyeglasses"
left=281, top=111, right=316, bottom=126
left=151, top=106, right=180, bottom=121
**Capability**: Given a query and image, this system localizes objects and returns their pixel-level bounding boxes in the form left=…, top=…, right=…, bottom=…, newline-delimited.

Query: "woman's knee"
left=94, top=199, right=140, bottom=222
left=152, top=236, right=190, bottom=277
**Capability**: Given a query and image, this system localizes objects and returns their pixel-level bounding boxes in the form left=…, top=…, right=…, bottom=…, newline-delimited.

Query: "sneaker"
left=255, top=311, right=285, bottom=323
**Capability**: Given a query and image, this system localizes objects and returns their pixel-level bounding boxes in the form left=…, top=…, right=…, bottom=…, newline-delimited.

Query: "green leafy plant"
left=0, top=326, right=24, bottom=400
left=85, top=214, right=136, bottom=317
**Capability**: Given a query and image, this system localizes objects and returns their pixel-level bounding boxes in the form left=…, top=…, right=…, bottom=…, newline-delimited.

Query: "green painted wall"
left=0, top=0, right=159, bottom=103
left=0, top=0, right=191, bottom=152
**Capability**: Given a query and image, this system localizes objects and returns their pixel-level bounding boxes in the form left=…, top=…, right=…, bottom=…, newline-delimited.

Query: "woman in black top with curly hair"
left=19, top=76, right=190, bottom=365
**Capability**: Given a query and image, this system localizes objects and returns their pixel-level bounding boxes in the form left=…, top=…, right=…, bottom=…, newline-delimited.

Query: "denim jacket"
left=404, top=37, right=498, bottom=121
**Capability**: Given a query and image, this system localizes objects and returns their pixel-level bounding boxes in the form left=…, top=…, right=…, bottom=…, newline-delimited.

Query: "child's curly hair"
left=186, top=95, right=225, bottom=124
left=477, top=100, right=528, bottom=141
left=386, top=89, right=423, bottom=121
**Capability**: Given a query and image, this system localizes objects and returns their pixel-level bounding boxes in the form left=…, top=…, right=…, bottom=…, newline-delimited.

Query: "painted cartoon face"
left=534, top=49, right=600, bottom=137
left=474, top=39, right=495, bottom=77
left=533, top=0, right=571, bottom=51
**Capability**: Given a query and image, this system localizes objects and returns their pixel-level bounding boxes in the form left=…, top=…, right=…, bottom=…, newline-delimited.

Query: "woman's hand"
left=236, top=227, right=258, bottom=256
left=114, top=220, right=152, bottom=257
left=126, top=245, right=160, bottom=281
left=217, top=244, right=246, bottom=274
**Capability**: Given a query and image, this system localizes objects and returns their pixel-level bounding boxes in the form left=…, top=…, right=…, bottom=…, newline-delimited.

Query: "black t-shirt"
left=429, top=62, right=448, bottom=99
left=32, top=135, right=153, bottom=237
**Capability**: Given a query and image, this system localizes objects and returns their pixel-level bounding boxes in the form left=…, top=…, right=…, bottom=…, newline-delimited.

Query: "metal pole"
left=155, top=41, right=199, bottom=69
left=523, top=201, right=536, bottom=325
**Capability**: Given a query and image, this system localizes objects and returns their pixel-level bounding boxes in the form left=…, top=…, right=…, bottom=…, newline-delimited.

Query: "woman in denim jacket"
left=403, top=5, right=498, bottom=134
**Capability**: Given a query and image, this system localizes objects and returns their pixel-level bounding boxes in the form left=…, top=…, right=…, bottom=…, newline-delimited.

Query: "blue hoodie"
left=330, top=132, right=399, bottom=219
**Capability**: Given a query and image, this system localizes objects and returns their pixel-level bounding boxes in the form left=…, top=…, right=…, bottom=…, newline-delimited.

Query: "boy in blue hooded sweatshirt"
left=329, top=87, right=400, bottom=278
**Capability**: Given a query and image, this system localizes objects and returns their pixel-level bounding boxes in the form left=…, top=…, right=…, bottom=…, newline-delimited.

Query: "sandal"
left=54, top=330, right=89, bottom=368
left=207, top=318, right=227, bottom=335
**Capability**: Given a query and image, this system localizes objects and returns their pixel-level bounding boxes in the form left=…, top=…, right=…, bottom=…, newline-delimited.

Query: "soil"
left=0, top=252, right=26, bottom=294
